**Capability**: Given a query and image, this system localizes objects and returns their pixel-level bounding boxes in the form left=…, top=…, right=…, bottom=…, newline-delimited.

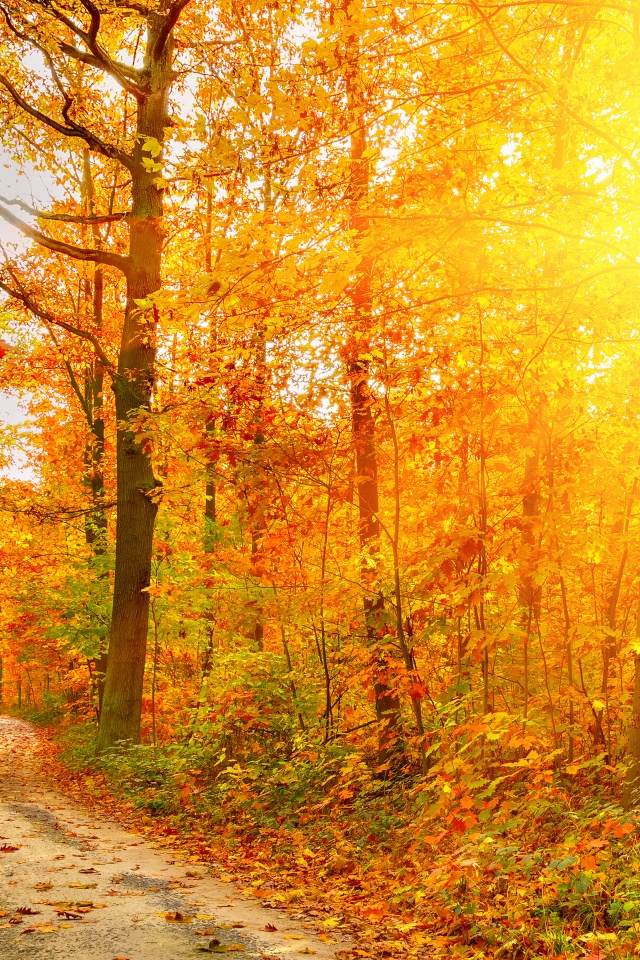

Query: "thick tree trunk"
left=96, top=18, right=173, bottom=752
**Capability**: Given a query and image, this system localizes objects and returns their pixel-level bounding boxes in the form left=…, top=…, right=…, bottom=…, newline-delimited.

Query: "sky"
left=0, top=390, right=35, bottom=482
left=0, top=150, right=43, bottom=483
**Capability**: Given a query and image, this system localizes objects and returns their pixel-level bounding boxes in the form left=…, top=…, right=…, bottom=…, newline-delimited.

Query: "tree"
left=0, top=0, right=193, bottom=749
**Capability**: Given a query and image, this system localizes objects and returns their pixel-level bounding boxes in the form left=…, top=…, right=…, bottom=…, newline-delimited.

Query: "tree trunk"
left=623, top=598, right=640, bottom=808
left=80, top=152, right=110, bottom=720
left=594, top=487, right=634, bottom=755
left=96, top=16, right=175, bottom=751
left=204, top=182, right=218, bottom=546
left=519, top=416, right=541, bottom=720
left=343, top=0, right=401, bottom=765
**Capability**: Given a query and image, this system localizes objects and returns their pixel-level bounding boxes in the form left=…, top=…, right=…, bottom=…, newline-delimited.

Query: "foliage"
left=2, top=0, right=640, bottom=954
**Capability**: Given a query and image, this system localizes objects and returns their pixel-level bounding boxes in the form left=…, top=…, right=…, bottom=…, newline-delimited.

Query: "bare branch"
left=113, top=0, right=152, bottom=14
left=30, top=0, right=145, bottom=95
left=0, top=73, right=134, bottom=171
left=56, top=41, right=142, bottom=93
left=75, top=0, right=143, bottom=94
left=0, top=278, right=115, bottom=374
left=0, top=202, right=131, bottom=276
left=46, top=323, right=93, bottom=424
left=152, top=0, right=193, bottom=60
left=0, top=194, right=128, bottom=225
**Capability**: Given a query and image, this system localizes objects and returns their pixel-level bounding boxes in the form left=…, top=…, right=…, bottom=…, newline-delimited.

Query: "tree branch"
left=468, top=0, right=640, bottom=176
left=75, top=0, right=143, bottom=94
left=151, top=0, right=193, bottom=60
left=0, top=73, right=134, bottom=171
left=0, top=195, right=128, bottom=225
left=56, top=41, right=142, bottom=93
left=46, top=323, right=93, bottom=424
left=0, top=277, right=115, bottom=374
left=113, top=0, right=152, bottom=14
left=27, top=0, right=145, bottom=95
left=0, top=202, right=131, bottom=276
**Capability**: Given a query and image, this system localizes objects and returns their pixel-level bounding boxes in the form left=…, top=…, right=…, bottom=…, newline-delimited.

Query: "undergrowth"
left=10, top=692, right=65, bottom=726
left=53, top=717, right=640, bottom=959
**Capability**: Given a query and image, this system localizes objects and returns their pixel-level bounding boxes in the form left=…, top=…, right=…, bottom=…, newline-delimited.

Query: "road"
left=0, top=716, right=341, bottom=960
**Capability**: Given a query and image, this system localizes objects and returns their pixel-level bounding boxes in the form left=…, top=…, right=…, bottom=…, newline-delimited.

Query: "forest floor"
left=0, top=716, right=345, bottom=960
left=6, top=714, right=640, bottom=960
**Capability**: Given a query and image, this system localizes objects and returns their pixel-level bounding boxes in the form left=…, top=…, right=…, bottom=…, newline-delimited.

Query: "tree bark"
left=96, top=11, right=179, bottom=751
left=623, top=597, right=640, bottom=808
left=342, top=0, right=401, bottom=765
left=519, top=414, right=541, bottom=720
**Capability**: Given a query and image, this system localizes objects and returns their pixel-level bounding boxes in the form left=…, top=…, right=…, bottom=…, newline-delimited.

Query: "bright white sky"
left=0, top=391, right=36, bottom=482
left=0, top=149, right=44, bottom=483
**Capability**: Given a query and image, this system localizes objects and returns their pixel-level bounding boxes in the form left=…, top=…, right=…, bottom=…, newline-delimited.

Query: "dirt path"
left=0, top=717, right=344, bottom=960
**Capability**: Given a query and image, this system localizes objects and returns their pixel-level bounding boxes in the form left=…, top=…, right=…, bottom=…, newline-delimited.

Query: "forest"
left=1, top=0, right=640, bottom=957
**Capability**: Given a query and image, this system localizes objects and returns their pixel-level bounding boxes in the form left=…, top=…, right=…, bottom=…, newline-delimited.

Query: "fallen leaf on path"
left=79, top=868, right=99, bottom=874
left=16, top=907, right=40, bottom=915
left=284, top=936, right=304, bottom=940
left=195, top=913, right=216, bottom=920
left=34, top=882, right=53, bottom=891
left=0, top=911, right=8, bottom=917
left=68, top=882, right=97, bottom=889
left=163, top=911, right=193, bottom=922
left=264, top=924, right=277, bottom=931
left=298, top=951, right=316, bottom=956
left=21, top=924, right=58, bottom=934
left=195, top=929, right=219, bottom=936
left=197, top=947, right=245, bottom=954
left=0, top=844, right=19, bottom=852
